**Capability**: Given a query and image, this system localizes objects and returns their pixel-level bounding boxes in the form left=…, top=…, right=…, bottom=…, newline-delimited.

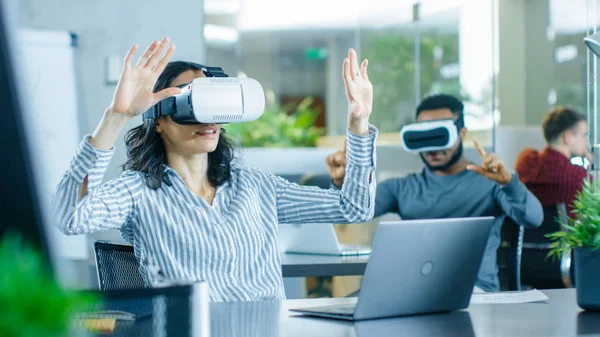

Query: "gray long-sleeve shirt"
left=374, top=168, right=543, bottom=291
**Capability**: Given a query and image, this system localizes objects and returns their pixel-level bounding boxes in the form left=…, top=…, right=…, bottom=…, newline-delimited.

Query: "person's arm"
left=331, top=177, right=400, bottom=218
left=467, top=139, right=542, bottom=227
left=494, top=173, right=543, bottom=228
left=53, top=37, right=181, bottom=234
left=275, top=126, right=377, bottom=224
left=52, top=137, right=142, bottom=235
left=274, top=47, right=377, bottom=224
left=373, top=179, right=400, bottom=217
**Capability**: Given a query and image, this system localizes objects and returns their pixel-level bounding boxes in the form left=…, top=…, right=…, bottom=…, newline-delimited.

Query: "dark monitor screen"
left=0, top=0, right=54, bottom=273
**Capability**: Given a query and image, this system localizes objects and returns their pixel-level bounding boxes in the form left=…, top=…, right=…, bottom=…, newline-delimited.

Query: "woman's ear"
left=459, top=127, right=468, bottom=140
left=155, top=120, right=162, bottom=134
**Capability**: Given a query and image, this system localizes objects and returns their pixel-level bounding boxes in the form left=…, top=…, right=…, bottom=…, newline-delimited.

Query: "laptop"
left=289, top=217, right=494, bottom=320
left=278, top=223, right=371, bottom=256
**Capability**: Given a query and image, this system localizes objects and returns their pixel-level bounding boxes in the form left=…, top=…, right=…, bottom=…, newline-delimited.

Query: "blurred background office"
left=16, top=0, right=600, bottom=296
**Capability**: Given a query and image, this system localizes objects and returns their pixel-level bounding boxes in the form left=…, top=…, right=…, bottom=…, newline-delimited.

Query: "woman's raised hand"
left=108, top=37, right=181, bottom=118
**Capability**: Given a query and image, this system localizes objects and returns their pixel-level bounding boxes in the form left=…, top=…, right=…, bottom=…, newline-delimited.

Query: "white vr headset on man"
left=142, top=66, right=265, bottom=124
left=399, top=118, right=464, bottom=153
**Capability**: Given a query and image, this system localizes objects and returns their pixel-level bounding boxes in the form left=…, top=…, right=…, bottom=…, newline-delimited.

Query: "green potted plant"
left=226, top=91, right=334, bottom=175
left=0, top=234, right=99, bottom=336
left=547, top=178, right=600, bottom=311
left=225, top=91, right=324, bottom=148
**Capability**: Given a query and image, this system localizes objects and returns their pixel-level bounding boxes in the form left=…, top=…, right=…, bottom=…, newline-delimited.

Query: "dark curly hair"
left=122, top=61, right=236, bottom=189
left=416, top=94, right=464, bottom=119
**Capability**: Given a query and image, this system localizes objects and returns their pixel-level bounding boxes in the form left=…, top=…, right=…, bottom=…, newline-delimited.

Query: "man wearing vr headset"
left=327, top=94, right=543, bottom=292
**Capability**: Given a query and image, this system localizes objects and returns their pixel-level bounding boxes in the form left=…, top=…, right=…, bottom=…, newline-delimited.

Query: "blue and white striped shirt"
left=53, top=127, right=377, bottom=302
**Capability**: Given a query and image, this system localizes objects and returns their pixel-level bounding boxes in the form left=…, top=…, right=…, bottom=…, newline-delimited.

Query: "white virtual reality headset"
left=399, top=118, right=464, bottom=153
left=142, top=66, right=265, bottom=124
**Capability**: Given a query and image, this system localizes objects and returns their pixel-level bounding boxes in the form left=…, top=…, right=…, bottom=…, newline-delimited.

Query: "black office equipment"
left=0, top=0, right=56, bottom=274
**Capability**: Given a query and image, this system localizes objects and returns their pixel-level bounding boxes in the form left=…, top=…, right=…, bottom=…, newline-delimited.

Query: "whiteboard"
left=17, top=29, right=87, bottom=260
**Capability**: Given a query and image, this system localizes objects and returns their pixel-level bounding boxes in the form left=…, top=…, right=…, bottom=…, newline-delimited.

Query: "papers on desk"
left=470, top=289, right=549, bottom=304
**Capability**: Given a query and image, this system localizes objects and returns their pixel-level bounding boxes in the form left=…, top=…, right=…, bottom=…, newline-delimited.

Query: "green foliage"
left=547, top=178, right=600, bottom=259
left=360, top=28, right=463, bottom=132
left=0, top=235, right=99, bottom=337
left=226, top=94, right=324, bottom=148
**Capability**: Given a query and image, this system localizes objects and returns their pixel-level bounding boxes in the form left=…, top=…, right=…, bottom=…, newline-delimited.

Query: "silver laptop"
left=289, top=217, right=494, bottom=320
left=278, top=223, right=371, bottom=256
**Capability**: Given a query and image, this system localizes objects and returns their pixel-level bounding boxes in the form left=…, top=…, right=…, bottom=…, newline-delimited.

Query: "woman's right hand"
left=89, top=37, right=180, bottom=151
left=108, top=36, right=181, bottom=118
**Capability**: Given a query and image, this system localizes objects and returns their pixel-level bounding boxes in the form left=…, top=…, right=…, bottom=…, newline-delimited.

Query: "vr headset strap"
left=203, top=66, right=228, bottom=77
left=142, top=98, right=175, bottom=120
left=142, top=66, right=228, bottom=120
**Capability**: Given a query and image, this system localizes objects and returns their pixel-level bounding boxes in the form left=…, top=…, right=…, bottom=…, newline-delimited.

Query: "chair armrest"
left=560, top=250, right=573, bottom=288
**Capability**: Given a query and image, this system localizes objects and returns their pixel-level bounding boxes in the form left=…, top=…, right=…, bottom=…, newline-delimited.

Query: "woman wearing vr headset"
left=52, top=37, right=377, bottom=302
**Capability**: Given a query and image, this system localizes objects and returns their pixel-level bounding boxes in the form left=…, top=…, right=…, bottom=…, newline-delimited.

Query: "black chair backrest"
left=93, top=241, right=146, bottom=291
left=523, top=204, right=566, bottom=244
left=519, top=203, right=573, bottom=289
left=498, top=217, right=524, bottom=291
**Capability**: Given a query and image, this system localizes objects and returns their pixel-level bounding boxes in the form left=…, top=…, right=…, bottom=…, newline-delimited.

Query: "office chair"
left=498, top=218, right=524, bottom=291
left=93, top=241, right=147, bottom=291
left=520, top=203, right=574, bottom=289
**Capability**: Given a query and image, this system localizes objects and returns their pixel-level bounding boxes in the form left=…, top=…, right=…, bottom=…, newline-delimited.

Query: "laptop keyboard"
left=339, top=244, right=370, bottom=254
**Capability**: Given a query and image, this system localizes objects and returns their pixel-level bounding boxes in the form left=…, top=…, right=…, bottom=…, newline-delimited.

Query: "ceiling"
left=238, top=7, right=460, bottom=53
left=237, top=0, right=600, bottom=34
left=215, top=0, right=600, bottom=55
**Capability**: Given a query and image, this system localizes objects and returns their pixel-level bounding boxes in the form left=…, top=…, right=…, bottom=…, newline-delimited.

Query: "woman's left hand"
left=343, top=48, right=372, bottom=136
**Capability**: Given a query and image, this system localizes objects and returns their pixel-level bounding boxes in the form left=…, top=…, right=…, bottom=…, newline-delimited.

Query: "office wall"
left=498, top=0, right=590, bottom=127
left=19, top=0, right=206, bottom=288
left=19, top=0, right=206, bottom=181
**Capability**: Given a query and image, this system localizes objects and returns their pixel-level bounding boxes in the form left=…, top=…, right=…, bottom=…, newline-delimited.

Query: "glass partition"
left=586, top=0, right=600, bottom=151
left=209, top=0, right=499, bottom=149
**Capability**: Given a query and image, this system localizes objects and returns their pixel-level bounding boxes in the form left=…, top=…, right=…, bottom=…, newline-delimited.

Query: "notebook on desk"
left=278, top=223, right=371, bottom=256
left=290, top=217, right=494, bottom=320
left=75, top=310, right=136, bottom=321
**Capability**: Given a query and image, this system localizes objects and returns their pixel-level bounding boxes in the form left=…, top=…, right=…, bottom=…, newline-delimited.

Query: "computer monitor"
left=0, top=0, right=56, bottom=275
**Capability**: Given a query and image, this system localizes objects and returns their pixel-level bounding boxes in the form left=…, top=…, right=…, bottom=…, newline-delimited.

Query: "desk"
left=210, top=289, right=600, bottom=337
left=100, top=288, right=600, bottom=337
left=280, top=253, right=369, bottom=277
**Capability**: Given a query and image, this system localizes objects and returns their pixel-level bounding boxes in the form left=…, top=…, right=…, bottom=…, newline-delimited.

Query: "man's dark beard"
left=419, top=141, right=464, bottom=172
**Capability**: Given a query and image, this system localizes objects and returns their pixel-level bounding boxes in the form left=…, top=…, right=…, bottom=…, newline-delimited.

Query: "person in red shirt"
left=515, top=106, right=589, bottom=216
